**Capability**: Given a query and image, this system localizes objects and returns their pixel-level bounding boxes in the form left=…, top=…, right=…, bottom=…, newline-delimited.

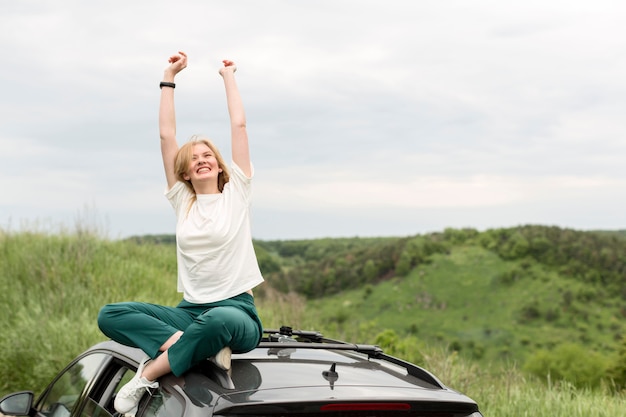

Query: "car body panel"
left=1, top=331, right=484, bottom=417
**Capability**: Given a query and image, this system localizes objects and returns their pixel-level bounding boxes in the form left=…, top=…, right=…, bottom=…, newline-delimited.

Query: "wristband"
left=159, top=82, right=176, bottom=89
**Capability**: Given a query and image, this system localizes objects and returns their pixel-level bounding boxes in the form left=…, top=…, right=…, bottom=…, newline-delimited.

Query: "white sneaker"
left=210, top=346, right=232, bottom=370
left=114, top=359, right=159, bottom=413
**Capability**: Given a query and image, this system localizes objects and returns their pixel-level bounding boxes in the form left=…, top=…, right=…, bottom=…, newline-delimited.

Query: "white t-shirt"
left=165, top=163, right=264, bottom=304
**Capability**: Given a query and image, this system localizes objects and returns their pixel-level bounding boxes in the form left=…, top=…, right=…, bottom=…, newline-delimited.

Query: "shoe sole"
left=213, top=346, right=232, bottom=370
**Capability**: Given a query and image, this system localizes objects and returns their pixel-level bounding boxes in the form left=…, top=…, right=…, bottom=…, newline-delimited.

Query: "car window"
left=112, top=368, right=135, bottom=403
left=104, top=364, right=183, bottom=417
left=140, top=388, right=183, bottom=417
left=79, top=398, right=114, bottom=417
left=37, top=353, right=108, bottom=417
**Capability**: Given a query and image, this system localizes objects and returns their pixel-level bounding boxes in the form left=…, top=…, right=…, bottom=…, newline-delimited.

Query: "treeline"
left=479, top=226, right=626, bottom=290
left=255, top=225, right=626, bottom=299
left=131, top=226, right=626, bottom=300
left=256, top=235, right=443, bottom=297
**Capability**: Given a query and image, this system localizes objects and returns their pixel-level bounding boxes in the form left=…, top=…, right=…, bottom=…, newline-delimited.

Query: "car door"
left=32, top=348, right=186, bottom=417
left=35, top=352, right=109, bottom=417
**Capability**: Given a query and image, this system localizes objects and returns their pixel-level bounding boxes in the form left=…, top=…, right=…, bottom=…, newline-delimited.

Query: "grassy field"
left=1, top=229, right=625, bottom=416
left=303, top=244, right=623, bottom=365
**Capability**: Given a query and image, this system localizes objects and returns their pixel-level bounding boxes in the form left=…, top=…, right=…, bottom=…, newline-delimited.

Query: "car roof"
left=87, top=328, right=480, bottom=415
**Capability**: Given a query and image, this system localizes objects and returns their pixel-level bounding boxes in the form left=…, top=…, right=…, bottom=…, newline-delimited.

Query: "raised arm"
left=159, top=51, right=188, bottom=189
left=219, top=60, right=251, bottom=177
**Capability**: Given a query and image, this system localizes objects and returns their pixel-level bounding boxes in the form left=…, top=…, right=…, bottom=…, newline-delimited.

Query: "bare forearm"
left=159, top=51, right=187, bottom=187
left=159, top=72, right=177, bottom=141
left=221, top=66, right=251, bottom=174
left=222, top=71, right=246, bottom=128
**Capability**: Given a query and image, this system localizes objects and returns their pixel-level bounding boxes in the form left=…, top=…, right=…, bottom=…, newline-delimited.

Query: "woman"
left=97, top=51, right=264, bottom=414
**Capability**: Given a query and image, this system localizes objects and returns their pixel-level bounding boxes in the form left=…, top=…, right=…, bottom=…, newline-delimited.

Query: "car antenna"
left=322, top=363, right=339, bottom=390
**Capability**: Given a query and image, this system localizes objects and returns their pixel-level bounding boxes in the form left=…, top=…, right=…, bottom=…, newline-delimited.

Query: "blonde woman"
left=98, top=51, right=264, bottom=414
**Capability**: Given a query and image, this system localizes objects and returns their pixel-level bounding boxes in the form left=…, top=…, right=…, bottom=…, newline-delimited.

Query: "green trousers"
left=97, top=293, right=262, bottom=376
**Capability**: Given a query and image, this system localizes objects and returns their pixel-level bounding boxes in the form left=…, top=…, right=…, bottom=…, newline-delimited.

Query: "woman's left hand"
left=219, top=60, right=237, bottom=76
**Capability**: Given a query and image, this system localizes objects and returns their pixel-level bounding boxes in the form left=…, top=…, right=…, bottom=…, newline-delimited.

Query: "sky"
left=1, top=0, right=625, bottom=240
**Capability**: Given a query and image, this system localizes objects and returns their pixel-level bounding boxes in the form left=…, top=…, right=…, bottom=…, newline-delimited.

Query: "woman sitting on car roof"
left=97, top=50, right=264, bottom=415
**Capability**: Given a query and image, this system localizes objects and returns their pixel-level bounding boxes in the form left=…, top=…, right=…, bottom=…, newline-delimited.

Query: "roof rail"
left=263, top=327, right=378, bottom=352
left=260, top=327, right=444, bottom=388
left=263, top=327, right=324, bottom=342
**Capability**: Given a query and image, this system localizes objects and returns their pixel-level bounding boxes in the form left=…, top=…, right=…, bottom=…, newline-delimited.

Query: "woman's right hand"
left=164, top=51, right=188, bottom=79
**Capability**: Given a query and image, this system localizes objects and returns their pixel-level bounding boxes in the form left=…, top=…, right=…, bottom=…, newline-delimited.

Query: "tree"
left=363, top=259, right=377, bottom=282
left=395, top=250, right=412, bottom=277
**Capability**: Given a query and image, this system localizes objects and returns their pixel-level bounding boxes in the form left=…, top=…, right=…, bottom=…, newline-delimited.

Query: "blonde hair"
left=174, top=136, right=230, bottom=208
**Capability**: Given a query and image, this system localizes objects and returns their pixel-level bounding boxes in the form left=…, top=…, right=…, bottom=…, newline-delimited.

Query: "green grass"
left=304, top=245, right=624, bottom=365
left=1, top=229, right=625, bottom=416
left=421, top=349, right=626, bottom=417
left=0, top=230, right=179, bottom=393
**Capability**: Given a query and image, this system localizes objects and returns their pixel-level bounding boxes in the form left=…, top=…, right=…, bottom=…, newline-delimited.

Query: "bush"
left=498, top=232, right=530, bottom=260
left=523, top=343, right=608, bottom=389
left=374, top=329, right=425, bottom=366
left=607, top=335, right=626, bottom=390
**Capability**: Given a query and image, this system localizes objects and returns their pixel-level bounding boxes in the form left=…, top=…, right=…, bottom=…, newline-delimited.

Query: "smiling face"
left=175, top=138, right=230, bottom=194
left=183, top=143, right=222, bottom=183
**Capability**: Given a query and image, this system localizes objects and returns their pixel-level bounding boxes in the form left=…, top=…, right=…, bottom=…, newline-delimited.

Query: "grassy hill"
left=1, top=225, right=626, bottom=416
left=304, top=244, right=623, bottom=364
left=251, top=226, right=625, bottom=365
left=125, top=225, right=626, bottom=368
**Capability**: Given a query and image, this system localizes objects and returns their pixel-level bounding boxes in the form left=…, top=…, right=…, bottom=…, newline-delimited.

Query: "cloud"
left=1, top=0, right=625, bottom=239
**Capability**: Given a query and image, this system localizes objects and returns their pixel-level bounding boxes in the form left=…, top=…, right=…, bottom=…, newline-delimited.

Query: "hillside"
left=129, top=225, right=626, bottom=366
left=304, top=244, right=623, bottom=364
left=256, top=226, right=626, bottom=365
left=2, top=225, right=625, bottom=396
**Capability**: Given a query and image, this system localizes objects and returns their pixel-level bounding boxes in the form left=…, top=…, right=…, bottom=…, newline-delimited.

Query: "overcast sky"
left=1, top=0, right=625, bottom=240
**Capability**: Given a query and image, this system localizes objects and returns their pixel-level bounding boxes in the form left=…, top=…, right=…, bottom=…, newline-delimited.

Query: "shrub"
left=606, top=335, right=626, bottom=390
left=395, top=250, right=412, bottom=277
left=523, top=343, right=608, bottom=389
left=374, top=329, right=425, bottom=366
left=498, top=232, right=530, bottom=260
